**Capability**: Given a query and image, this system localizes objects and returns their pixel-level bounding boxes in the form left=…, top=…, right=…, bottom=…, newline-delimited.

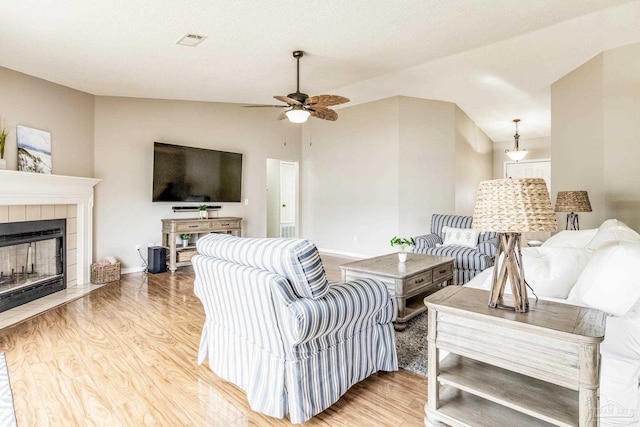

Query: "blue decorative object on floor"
left=0, top=353, right=17, bottom=427
left=395, top=312, right=428, bottom=376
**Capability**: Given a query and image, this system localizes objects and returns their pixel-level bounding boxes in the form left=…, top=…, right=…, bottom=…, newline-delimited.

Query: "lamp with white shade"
left=473, top=178, right=557, bottom=312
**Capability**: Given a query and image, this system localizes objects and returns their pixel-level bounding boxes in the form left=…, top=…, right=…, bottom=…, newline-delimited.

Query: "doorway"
left=504, top=159, right=551, bottom=191
left=266, top=159, right=299, bottom=238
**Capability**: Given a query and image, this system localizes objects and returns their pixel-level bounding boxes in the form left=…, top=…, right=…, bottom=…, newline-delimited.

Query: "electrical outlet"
left=135, top=244, right=141, bottom=251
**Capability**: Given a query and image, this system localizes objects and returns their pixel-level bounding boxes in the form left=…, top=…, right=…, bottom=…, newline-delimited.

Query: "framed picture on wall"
left=17, top=125, right=52, bottom=174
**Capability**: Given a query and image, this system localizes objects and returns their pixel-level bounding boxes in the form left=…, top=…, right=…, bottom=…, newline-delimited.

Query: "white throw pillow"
left=568, top=242, right=640, bottom=316
left=520, top=247, right=593, bottom=298
left=542, top=229, right=597, bottom=249
left=586, top=219, right=640, bottom=250
left=467, top=247, right=591, bottom=299
left=442, top=226, right=479, bottom=248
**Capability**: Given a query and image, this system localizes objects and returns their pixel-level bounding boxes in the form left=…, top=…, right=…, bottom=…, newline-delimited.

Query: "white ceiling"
left=1, top=0, right=639, bottom=141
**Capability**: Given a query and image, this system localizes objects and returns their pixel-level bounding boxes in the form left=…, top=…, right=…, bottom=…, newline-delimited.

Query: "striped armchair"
left=414, top=214, right=496, bottom=285
left=192, top=233, right=398, bottom=424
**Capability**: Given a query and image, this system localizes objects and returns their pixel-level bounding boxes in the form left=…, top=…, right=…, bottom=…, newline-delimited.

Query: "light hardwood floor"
left=0, top=254, right=427, bottom=426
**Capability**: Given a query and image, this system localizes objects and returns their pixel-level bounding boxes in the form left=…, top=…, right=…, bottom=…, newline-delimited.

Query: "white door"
left=505, top=159, right=551, bottom=191
left=279, top=161, right=297, bottom=237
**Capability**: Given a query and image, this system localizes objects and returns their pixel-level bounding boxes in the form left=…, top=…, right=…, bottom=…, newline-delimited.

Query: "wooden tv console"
left=161, top=217, right=242, bottom=272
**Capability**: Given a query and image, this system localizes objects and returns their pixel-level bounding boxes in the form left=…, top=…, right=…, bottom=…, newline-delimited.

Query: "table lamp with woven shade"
left=473, top=178, right=557, bottom=312
left=555, top=191, right=592, bottom=230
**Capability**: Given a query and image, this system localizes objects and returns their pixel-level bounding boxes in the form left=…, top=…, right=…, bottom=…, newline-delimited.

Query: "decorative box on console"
left=90, top=261, right=121, bottom=284
left=177, top=249, right=198, bottom=263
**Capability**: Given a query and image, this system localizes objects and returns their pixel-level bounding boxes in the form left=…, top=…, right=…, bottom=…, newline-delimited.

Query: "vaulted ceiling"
left=1, top=0, right=639, bottom=141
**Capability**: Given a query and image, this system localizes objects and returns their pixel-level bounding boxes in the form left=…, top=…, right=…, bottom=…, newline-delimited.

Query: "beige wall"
left=301, top=97, right=400, bottom=256
left=492, top=136, right=551, bottom=179
left=302, top=96, right=493, bottom=257
left=454, top=106, right=494, bottom=214
left=602, top=43, right=640, bottom=227
left=551, top=43, right=640, bottom=230
left=398, top=97, right=455, bottom=238
left=94, top=97, right=302, bottom=270
left=0, top=67, right=94, bottom=177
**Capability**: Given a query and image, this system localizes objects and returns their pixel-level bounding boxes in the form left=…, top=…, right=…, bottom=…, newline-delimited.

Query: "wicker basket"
left=177, top=249, right=197, bottom=263
left=90, top=261, right=121, bottom=284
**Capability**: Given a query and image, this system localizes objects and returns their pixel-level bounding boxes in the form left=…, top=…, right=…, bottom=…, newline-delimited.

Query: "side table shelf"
left=424, top=286, right=606, bottom=427
left=161, top=217, right=242, bottom=272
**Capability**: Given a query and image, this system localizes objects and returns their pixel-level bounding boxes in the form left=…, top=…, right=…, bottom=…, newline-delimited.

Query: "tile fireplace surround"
left=0, top=170, right=101, bottom=326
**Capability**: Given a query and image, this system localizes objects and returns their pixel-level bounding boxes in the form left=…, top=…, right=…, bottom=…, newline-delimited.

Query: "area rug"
left=0, top=353, right=17, bottom=427
left=395, top=312, right=428, bottom=376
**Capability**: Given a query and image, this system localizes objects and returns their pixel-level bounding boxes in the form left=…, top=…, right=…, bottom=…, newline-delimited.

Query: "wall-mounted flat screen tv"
left=152, top=142, right=243, bottom=202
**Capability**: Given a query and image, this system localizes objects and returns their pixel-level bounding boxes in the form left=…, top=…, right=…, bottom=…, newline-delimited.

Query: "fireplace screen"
left=0, top=219, right=66, bottom=312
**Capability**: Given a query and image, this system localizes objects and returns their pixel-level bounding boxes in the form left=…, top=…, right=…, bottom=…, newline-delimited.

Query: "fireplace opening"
left=0, top=219, right=66, bottom=313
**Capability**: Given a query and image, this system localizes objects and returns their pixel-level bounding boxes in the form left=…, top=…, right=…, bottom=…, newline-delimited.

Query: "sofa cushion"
left=542, top=229, right=598, bottom=249
left=519, top=247, right=592, bottom=298
left=442, top=226, right=479, bottom=248
left=431, top=214, right=473, bottom=239
left=421, top=245, right=492, bottom=271
left=569, top=241, right=640, bottom=316
left=586, top=219, right=640, bottom=250
left=471, top=247, right=591, bottom=299
left=197, top=233, right=330, bottom=299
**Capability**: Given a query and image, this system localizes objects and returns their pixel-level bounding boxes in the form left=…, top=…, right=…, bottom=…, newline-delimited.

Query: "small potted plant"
left=198, top=204, right=208, bottom=219
left=0, top=118, right=11, bottom=170
left=390, top=236, right=415, bottom=263
left=180, top=234, right=191, bottom=248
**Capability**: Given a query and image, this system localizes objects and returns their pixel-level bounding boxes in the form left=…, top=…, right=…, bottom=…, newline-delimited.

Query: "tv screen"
left=152, top=142, right=243, bottom=202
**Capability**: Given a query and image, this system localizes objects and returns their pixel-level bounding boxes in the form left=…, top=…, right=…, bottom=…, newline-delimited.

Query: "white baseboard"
left=121, top=266, right=146, bottom=274
left=318, top=248, right=368, bottom=259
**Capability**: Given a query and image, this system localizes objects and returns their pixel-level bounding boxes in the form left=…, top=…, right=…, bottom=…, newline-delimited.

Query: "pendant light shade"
left=285, top=107, right=310, bottom=123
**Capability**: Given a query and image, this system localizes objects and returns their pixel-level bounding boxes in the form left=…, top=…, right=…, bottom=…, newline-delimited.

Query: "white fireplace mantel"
left=0, top=169, right=101, bottom=285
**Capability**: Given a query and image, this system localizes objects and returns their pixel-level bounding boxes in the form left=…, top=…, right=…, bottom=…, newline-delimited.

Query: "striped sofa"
left=192, top=233, right=398, bottom=424
left=414, top=214, right=496, bottom=285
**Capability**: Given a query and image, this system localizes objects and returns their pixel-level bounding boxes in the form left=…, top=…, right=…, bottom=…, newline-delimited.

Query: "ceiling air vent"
left=176, top=33, right=207, bottom=47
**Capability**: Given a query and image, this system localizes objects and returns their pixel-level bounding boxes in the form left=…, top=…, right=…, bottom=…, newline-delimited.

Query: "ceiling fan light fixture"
left=285, top=108, right=310, bottom=123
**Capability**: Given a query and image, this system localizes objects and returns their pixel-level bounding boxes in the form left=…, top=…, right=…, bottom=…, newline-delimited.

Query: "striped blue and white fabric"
left=198, top=233, right=330, bottom=299
left=415, top=214, right=497, bottom=284
left=192, top=234, right=398, bottom=424
left=0, top=353, right=17, bottom=427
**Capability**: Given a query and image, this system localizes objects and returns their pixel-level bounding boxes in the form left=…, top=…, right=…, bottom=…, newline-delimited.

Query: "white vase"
left=0, top=159, right=6, bottom=170
left=398, top=252, right=407, bottom=263
left=199, top=210, right=208, bottom=219
left=182, top=240, right=189, bottom=248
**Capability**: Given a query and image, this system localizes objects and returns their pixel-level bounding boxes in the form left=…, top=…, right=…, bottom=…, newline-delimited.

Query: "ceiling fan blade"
left=310, top=107, right=338, bottom=121
left=306, top=95, right=350, bottom=107
left=276, top=111, right=288, bottom=120
left=243, top=104, right=289, bottom=108
left=274, top=95, right=302, bottom=105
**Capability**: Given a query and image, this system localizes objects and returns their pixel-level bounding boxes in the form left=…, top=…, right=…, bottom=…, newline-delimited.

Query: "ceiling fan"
left=245, top=50, right=349, bottom=123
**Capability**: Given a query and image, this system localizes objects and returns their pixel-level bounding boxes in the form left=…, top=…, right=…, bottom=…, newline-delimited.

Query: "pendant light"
left=505, top=119, right=527, bottom=161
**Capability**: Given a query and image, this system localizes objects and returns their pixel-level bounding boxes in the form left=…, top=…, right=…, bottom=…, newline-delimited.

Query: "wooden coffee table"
left=340, top=253, right=454, bottom=330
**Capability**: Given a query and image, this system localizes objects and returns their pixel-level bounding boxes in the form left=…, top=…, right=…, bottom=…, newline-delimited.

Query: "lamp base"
left=489, top=232, right=528, bottom=313
left=566, top=213, right=579, bottom=230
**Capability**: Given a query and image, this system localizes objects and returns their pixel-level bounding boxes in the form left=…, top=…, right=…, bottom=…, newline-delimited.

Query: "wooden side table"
left=161, top=217, right=242, bottom=272
left=424, top=286, right=606, bottom=427
left=340, top=253, right=453, bottom=330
